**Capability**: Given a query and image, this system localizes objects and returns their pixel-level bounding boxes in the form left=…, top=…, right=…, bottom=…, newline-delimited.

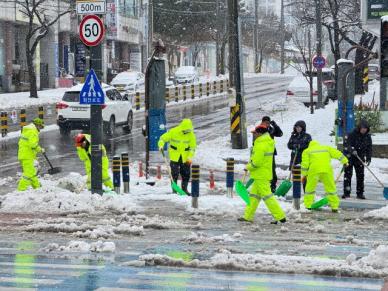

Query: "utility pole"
left=148, top=0, right=153, bottom=59
left=216, top=0, right=220, bottom=75
left=316, top=0, right=323, bottom=108
left=308, top=28, right=314, bottom=114
left=254, top=0, right=258, bottom=73
left=228, top=0, right=247, bottom=149
left=280, top=0, right=285, bottom=74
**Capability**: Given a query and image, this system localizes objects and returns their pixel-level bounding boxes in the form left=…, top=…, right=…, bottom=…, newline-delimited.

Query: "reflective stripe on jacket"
left=246, top=132, right=274, bottom=180
left=18, top=123, right=42, bottom=160
left=157, top=119, right=196, bottom=163
left=301, top=140, right=348, bottom=176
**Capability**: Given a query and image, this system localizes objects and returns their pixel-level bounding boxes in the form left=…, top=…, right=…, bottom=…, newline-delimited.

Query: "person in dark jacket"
left=287, top=120, right=312, bottom=168
left=343, top=120, right=372, bottom=200
left=262, top=116, right=283, bottom=193
left=287, top=120, right=312, bottom=192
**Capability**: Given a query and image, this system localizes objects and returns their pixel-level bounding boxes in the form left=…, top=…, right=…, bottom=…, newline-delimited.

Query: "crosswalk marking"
left=0, top=262, right=104, bottom=270
left=0, top=277, right=62, bottom=285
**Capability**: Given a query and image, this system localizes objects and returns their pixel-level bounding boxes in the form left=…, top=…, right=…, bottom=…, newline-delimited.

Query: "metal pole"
left=228, top=0, right=247, bottom=149
left=308, top=28, right=314, bottom=114
left=148, top=0, right=153, bottom=59
left=216, top=0, right=220, bottom=75
left=254, top=0, right=258, bottom=73
left=280, top=0, right=285, bottom=74
left=316, top=0, right=323, bottom=108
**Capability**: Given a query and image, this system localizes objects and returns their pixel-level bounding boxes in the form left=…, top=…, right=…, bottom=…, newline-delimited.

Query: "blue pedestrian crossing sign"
left=79, top=69, right=105, bottom=105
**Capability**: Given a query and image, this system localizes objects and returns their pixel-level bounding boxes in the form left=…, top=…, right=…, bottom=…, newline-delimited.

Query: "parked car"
left=286, top=76, right=328, bottom=106
left=110, top=71, right=145, bottom=96
left=305, top=69, right=336, bottom=100
left=56, top=83, right=133, bottom=136
left=174, top=66, right=199, bottom=84
left=368, top=64, right=379, bottom=81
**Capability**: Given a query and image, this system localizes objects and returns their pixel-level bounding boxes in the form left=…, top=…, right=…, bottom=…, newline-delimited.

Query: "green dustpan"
left=310, top=197, right=329, bottom=209
left=235, top=180, right=250, bottom=205
left=275, top=179, right=292, bottom=197
left=171, top=181, right=188, bottom=196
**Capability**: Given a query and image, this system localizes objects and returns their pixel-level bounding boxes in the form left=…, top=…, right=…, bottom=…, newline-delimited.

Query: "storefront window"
left=119, top=0, right=138, bottom=18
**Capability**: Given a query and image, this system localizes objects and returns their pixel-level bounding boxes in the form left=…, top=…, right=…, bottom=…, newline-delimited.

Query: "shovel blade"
left=275, top=179, right=292, bottom=197
left=47, top=167, right=62, bottom=175
left=235, top=181, right=251, bottom=205
left=171, top=181, right=188, bottom=196
left=384, top=188, right=388, bottom=200
left=310, top=197, right=329, bottom=210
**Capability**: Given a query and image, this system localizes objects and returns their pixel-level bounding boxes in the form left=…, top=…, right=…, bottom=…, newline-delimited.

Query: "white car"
left=174, top=66, right=199, bottom=84
left=286, top=76, right=328, bottom=106
left=110, top=71, right=145, bottom=96
left=56, top=83, right=133, bottom=136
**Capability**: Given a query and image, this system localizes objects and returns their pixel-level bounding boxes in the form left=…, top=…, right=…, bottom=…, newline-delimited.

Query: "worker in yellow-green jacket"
left=239, top=123, right=286, bottom=224
left=75, top=133, right=113, bottom=190
left=17, top=118, right=45, bottom=191
left=301, top=140, right=349, bottom=212
left=158, top=119, right=196, bottom=195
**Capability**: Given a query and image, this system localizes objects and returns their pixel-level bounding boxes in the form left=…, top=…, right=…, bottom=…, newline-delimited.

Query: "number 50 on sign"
left=79, top=15, right=105, bottom=47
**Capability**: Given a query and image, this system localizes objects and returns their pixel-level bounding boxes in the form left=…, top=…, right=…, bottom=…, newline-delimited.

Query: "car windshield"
left=63, top=91, right=80, bottom=102
left=112, top=72, right=138, bottom=84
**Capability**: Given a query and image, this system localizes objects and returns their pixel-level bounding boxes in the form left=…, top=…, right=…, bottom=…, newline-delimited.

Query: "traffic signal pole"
left=380, top=17, right=388, bottom=110
left=228, top=0, right=247, bottom=149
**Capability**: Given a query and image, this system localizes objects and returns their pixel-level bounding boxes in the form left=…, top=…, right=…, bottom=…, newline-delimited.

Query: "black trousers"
left=344, top=157, right=365, bottom=197
left=271, top=155, right=277, bottom=193
left=170, top=158, right=191, bottom=191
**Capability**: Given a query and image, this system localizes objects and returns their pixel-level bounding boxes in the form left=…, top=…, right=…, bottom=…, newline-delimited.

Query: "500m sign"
left=76, top=0, right=106, bottom=14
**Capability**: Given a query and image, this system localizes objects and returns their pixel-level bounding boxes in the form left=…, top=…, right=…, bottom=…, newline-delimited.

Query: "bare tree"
left=10, top=0, right=72, bottom=97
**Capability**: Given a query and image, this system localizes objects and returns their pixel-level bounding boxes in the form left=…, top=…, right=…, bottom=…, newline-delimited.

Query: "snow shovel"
left=42, top=152, right=62, bottom=175
left=354, top=153, right=388, bottom=200
left=310, top=167, right=344, bottom=210
left=275, top=149, right=298, bottom=197
left=160, top=150, right=188, bottom=196
left=235, top=171, right=251, bottom=205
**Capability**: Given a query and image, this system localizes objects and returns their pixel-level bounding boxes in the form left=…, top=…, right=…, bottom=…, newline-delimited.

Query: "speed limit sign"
left=79, top=15, right=105, bottom=47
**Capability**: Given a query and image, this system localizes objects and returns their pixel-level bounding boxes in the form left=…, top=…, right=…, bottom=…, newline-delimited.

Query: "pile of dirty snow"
left=0, top=174, right=137, bottom=214
left=364, top=205, right=388, bottom=220
left=183, top=232, right=242, bottom=244
left=42, top=240, right=116, bottom=253
left=136, top=246, right=388, bottom=278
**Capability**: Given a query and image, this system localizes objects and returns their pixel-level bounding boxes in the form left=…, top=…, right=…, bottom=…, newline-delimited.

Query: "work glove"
left=351, top=150, right=358, bottom=156
left=186, top=159, right=192, bottom=166
left=302, top=176, right=306, bottom=184
left=366, top=159, right=371, bottom=166
left=41, top=148, right=45, bottom=154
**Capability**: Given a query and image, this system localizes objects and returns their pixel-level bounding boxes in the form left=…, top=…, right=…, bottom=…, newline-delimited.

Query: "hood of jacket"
left=293, top=120, right=306, bottom=132
left=256, top=132, right=274, bottom=145
left=179, top=119, right=193, bottom=133
left=356, top=119, right=370, bottom=134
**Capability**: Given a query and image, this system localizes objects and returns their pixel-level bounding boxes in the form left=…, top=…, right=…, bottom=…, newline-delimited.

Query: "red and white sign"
left=79, top=15, right=105, bottom=47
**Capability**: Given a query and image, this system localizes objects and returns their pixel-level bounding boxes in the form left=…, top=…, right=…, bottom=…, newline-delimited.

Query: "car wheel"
left=123, top=110, right=133, bottom=134
left=105, top=116, right=116, bottom=137
left=59, top=125, right=70, bottom=136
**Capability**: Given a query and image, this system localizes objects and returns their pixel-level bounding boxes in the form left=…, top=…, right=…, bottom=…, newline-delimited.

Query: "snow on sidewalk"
left=0, top=88, right=66, bottom=110
left=137, top=246, right=388, bottom=278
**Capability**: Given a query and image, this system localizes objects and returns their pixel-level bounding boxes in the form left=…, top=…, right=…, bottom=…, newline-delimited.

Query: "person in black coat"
left=343, top=120, right=372, bottom=200
left=287, top=120, right=312, bottom=168
left=262, top=116, right=283, bottom=193
left=287, top=120, right=312, bottom=191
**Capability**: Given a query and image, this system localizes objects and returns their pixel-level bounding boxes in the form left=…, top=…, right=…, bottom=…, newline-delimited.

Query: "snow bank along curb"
left=136, top=246, right=388, bottom=279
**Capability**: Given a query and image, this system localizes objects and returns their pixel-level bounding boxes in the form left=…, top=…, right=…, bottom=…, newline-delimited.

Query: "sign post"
left=78, top=11, right=105, bottom=195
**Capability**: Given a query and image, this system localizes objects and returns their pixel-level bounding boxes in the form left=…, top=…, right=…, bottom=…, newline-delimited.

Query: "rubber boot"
left=181, top=180, right=191, bottom=196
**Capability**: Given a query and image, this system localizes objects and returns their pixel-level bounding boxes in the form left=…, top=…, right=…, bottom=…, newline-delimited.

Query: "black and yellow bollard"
left=363, top=66, right=369, bottom=93
left=135, top=92, right=140, bottom=110
left=1, top=112, right=8, bottom=137
left=206, top=82, right=210, bottom=96
left=226, top=158, right=235, bottom=198
left=175, top=87, right=179, bottom=102
left=113, top=156, right=121, bottom=194
left=226, top=79, right=229, bottom=89
left=199, top=83, right=203, bottom=97
left=183, top=85, right=187, bottom=100
left=121, top=152, right=130, bottom=193
left=165, top=88, right=170, bottom=103
left=191, top=164, right=200, bottom=208
left=292, top=165, right=302, bottom=210
left=38, top=106, right=44, bottom=120
left=20, top=109, right=27, bottom=129
left=213, top=81, right=217, bottom=95
left=220, top=79, right=224, bottom=93
left=191, top=84, right=195, bottom=99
